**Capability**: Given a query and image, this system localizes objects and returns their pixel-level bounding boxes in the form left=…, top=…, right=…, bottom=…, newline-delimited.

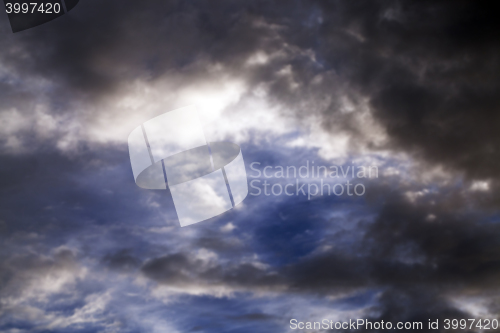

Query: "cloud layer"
left=1, top=1, right=500, bottom=332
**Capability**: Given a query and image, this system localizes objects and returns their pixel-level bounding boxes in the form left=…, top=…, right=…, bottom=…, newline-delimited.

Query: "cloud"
left=306, top=1, right=500, bottom=181
left=141, top=251, right=283, bottom=296
left=1, top=1, right=499, bottom=181
left=1, top=0, right=500, bottom=331
left=135, top=182, right=500, bottom=324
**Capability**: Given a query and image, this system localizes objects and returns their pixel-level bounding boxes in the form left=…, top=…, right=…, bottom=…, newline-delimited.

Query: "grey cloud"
left=102, top=249, right=141, bottom=272
left=141, top=252, right=282, bottom=290
left=194, top=234, right=245, bottom=253
left=1, top=0, right=500, bottom=330
left=313, top=1, right=500, bottom=180
left=0, top=1, right=269, bottom=99
left=2, top=1, right=499, bottom=182
left=229, top=313, right=276, bottom=322
left=139, top=185, right=500, bottom=325
left=0, top=248, right=80, bottom=306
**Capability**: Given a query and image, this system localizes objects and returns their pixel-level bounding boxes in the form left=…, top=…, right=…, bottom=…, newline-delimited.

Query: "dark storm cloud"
left=0, top=247, right=79, bottom=303
left=141, top=252, right=282, bottom=290
left=0, top=0, right=272, bottom=102
left=0, top=143, right=182, bottom=273
left=139, top=183, right=500, bottom=325
left=288, top=182, right=500, bottom=321
left=222, top=0, right=500, bottom=181
left=2, top=0, right=499, bottom=180
left=297, top=1, right=500, bottom=180
left=1, top=0, right=500, bottom=330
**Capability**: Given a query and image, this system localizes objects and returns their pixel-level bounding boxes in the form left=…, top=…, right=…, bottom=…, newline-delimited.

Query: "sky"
left=1, top=1, right=500, bottom=332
